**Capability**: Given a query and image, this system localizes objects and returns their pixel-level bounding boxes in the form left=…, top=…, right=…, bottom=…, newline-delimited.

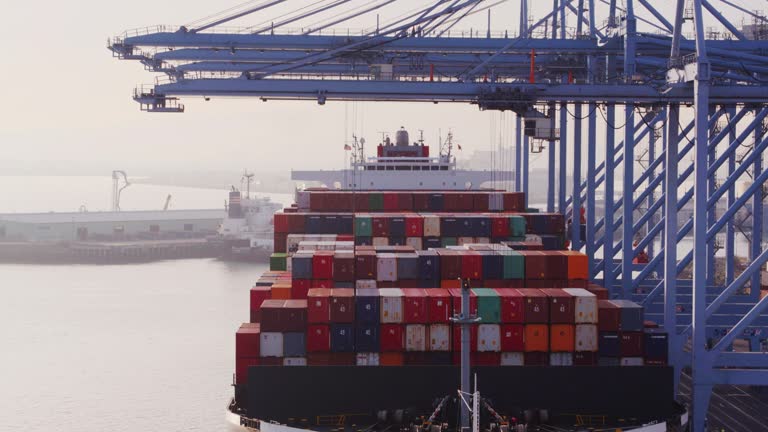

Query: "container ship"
left=229, top=129, right=686, bottom=432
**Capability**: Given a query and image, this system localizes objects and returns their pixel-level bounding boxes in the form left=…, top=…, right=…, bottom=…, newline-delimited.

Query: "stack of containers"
left=517, top=288, right=549, bottom=365
left=495, top=288, right=525, bottom=366
left=380, top=288, right=405, bottom=365
left=259, top=299, right=308, bottom=366
left=235, top=323, right=261, bottom=384
left=565, top=288, right=599, bottom=366
left=597, top=299, right=646, bottom=366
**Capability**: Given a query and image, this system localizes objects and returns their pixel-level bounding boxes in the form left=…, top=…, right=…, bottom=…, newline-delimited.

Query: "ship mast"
left=452, top=279, right=481, bottom=432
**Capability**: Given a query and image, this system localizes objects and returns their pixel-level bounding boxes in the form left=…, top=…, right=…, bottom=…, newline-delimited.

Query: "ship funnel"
left=395, top=127, right=410, bottom=146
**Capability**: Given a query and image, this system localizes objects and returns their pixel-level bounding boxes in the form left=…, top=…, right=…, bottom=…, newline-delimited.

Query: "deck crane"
left=108, top=1, right=768, bottom=430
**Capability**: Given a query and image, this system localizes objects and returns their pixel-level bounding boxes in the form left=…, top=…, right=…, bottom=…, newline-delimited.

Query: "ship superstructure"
left=219, top=189, right=283, bottom=260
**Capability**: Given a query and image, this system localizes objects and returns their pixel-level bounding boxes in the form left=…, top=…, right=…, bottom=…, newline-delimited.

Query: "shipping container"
left=598, top=299, right=621, bottom=332
left=355, top=324, right=380, bottom=352
left=422, top=215, right=441, bottom=237
left=354, top=215, right=372, bottom=237
left=428, top=324, right=451, bottom=351
left=418, top=250, right=441, bottom=282
left=500, top=250, right=525, bottom=279
left=307, top=288, right=331, bottom=323
left=460, top=251, right=483, bottom=280
left=292, top=253, right=313, bottom=279
left=474, top=352, right=501, bottom=366
left=249, top=286, right=271, bottom=317
left=573, top=351, right=599, bottom=366
left=312, top=251, right=334, bottom=280
left=260, top=332, right=284, bottom=357
left=549, top=352, right=574, bottom=366
left=259, top=300, right=287, bottom=332
left=521, top=251, right=548, bottom=280
left=424, top=288, right=451, bottom=323
left=283, top=332, right=306, bottom=357
left=448, top=288, right=478, bottom=316
left=452, top=324, right=478, bottom=353
left=599, top=332, right=621, bottom=357
left=355, top=288, right=380, bottom=324
left=620, top=357, right=645, bottom=366
left=620, top=332, right=644, bottom=357
left=291, top=279, right=311, bottom=300
left=372, top=216, right=389, bottom=237
left=500, top=352, right=524, bottom=366
left=545, top=289, right=575, bottom=324
left=283, top=300, right=308, bottom=332
left=236, top=323, right=261, bottom=358
left=405, top=237, right=423, bottom=251
left=355, top=352, right=380, bottom=366
left=517, top=289, right=549, bottom=323
left=402, top=288, right=428, bottom=323
left=477, top=324, right=501, bottom=352
left=524, top=324, right=549, bottom=352
left=397, top=253, right=420, bottom=280
left=307, top=324, right=330, bottom=352
left=550, top=324, right=575, bottom=352
left=329, top=323, right=354, bottom=352
left=610, top=300, right=645, bottom=331
left=524, top=351, right=549, bottom=366
left=509, top=215, right=527, bottom=237
left=494, top=288, right=524, bottom=323
left=644, top=328, right=669, bottom=363
left=235, top=357, right=260, bottom=384
left=473, top=288, right=501, bottom=323
left=283, top=357, right=307, bottom=366
left=575, top=324, right=598, bottom=352
left=355, top=251, right=377, bottom=280
left=380, top=324, right=405, bottom=351
left=379, top=352, right=405, bottom=366
left=333, top=251, right=355, bottom=282
left=405, top=324, right=427, bottom=351
left=500, top=324, right=525, bottom=352
left=330, top=288, right=355, bottom=323
left=380, top=288, right=404, bottom=323
left=562, top=288, right=598, bottom=324
left=376, top=253, right=398, bottom=282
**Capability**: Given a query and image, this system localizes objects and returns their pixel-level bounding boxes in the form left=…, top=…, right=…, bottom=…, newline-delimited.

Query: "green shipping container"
left=525, top=207, right=540, bottom=213
left=472, top=288, right=501, bottom=323
left=509, top=215, right=527, bottom=237
left=369, top=193, right=384, bottom=211
left=270, top=253, right=288, bottom=271
left=502, top=251, right=525, bottom=279
left=441, top=237, right=458, bottom=247
left=355, top=216, right=372, bottom=237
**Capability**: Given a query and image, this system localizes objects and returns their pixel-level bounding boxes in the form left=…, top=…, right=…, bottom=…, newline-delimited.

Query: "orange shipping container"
left=550, top=324, right=575, bottom=352
left=440, top=279, right=461, bottom=289
left=271, top=284, right=292, bottom=300
left=560, top=251, right=588, bottom=280
left=379, top=352, right=405, bottom=366
left=524, top=324, right=549, bottom=352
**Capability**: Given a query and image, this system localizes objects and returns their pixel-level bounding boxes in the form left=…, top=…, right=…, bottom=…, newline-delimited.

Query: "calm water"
left=0, top=176, right=291, bottom=431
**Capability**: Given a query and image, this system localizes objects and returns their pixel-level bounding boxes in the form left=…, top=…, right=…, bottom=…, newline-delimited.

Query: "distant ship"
left=218, top=189, right=283, bottom=261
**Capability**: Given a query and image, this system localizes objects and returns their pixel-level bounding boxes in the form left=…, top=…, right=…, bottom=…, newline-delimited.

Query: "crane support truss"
left=109, top=1, right=768, bottom=430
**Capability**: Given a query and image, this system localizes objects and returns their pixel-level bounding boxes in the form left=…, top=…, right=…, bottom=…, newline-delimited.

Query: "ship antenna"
left=242, top=170, right=255, bottom=199
left=451, top=278, right=481, bottom=432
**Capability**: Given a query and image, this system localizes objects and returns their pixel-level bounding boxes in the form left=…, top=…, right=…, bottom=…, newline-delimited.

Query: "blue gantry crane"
left=108, top=1, right=768, bottom=430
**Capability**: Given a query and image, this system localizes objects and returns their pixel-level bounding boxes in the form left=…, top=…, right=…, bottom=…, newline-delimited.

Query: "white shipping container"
left=620, top=357, right=645, bottom=366
left=373, top=237, right=389, bottom=247
left=489, top=193, right=504, bottom=211
left=575, top=324, right=598, bottom=352
left=525, top=234, right=542, bottom=243
left=429, top=324, right=451, bottom=351
left=355, top=279, right=378, bottom=289
left=296, top=190, right=310, bottom=210
left=379, top=288, right=404, bottom=323
left=563, top=288, right=598, bottom=323
left=335, top=241, right=355, bottom=251
left=406, top=237, right=423, bottom=250
left=286, top=234, right=306, bottom=252
left=500, top=352, right=524, bottom=366
left=458, top=237, right=474, bottom=246
left=423, top=215, right=441, bottom=237
left=405, top=324, right=427, bottom=351
left=549, top=352, right=574, bottom=366
left=283, top=357, right=307, bottom=366
left=356, top=353, right=380, bottom=366
left=377, top=253, right=398, bottom=282
left=260, top=332, right=284, bottom=357
left=477, top=324, right=501, bottom=352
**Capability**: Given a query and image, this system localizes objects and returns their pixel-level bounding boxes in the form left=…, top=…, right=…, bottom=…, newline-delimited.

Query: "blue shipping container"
left=471, top=217, right=491, bottom=237
left=355, top=289, right=380, bottom=323
left=397, top=254, right=419, bottom=280
left=330, top=323, right=355, bottom=352
left=598, top=332, right=621, bottom=357
left=610, top=300, right=645, bottom=332
left=339, top=215, right=354, bottom=234
left=418, top=250, right=441, bottom=281
left=355, top=236, right=373, bottom=246
left=283, top=332, right=306, bottom=357
left=389, top=217, right=406, bottom=237
left=355, top=324, right=380, bottom=352
left=480, top=251, right=503, bottom=280
left=389, top=237, right=406, bottom=246
left=428, top=194, right=444, bottom=211
left=442, top=218, right=460, bottom=237
left=291, top=255, right=313, bottom=279
left=644, top=329, right=669, bottom=361
left=423, top=237, right=442, bottom=249
left=306, top=215, right=324, bottom=234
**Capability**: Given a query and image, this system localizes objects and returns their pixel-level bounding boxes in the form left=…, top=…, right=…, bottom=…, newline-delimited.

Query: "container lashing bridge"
left=108, top=1, right=768, bottom=430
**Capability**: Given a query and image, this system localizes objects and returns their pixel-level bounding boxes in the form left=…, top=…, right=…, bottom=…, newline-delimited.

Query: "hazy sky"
left=0, top=1, right=752, bottom=175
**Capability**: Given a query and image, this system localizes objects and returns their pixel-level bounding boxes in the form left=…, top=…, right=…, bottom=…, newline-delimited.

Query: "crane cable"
left=185, top=0, right=275, bottom=28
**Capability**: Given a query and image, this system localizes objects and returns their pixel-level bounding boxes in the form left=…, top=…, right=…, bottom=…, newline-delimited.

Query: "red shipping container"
left=474, top=352, right=500, bottom=365
left=620, top=332, right=644, bottom=357
left=330, top=288, right=355, bottom=322
left=250, top=286, right=272, bottom=314
left=412, top=193, right=430, bottom=211
left=573, top=351, right=599, bottom=366
left=372, top=216, right=390, bottom=237
left=505, top=280, right=525, bottom=288
left=333, top=251, right=355, bottom=282
left=438, top=250, right=462, bottom=280
left=380, top=324, right=405, bottom=351
left=291, top=279, right=311, bottom=300
left=286, top=213, right=306, bottom=233
left=259, top=300, right=287, bottom=332
left=355, top=251, right=377, bottom=279
left=425, top=288, right=452, bottom=323
left=308, top=352, right=356, bottom=365
left=307, top=324, right=331, bottom=352
left=503, top=192, right=525, bottom=211
left=273, top=213, right=289, bottom=233
left=312, top=251, right=334, bottom=280
left=307, top=288, right=331, bottom=323
left=521, top=251, right=547, bottom=279
left=461, top=251, right=483, bottom=280
left=587, top=286, right=609, bottom=300
left=543, top=289, right=575, bottom=324
left=491, top=215, right=511, bottom=237
left=405, top=216, right=424, bottom=237
left=545, top=252, right=569, bottom=280
left=443, top=193, right=460, bottom=211
left=472, top=193, right=490, bottom=212
left=516, top=289, right=549, bottom=323
left=452, top=324, right=478, bottom=352
left=484, top=280, right=507, bottom=288
left=311, top=279, right=333, bottom=289
left=523, top=352, right=549, bottom=365
left=354, top=193, right=370, bottom=212
left=567, top=279, right=589, bottom=289
left=236, top=323, right=261, bottom=358
left=524, top=279, right=559, bottom=289
left=495, top=288, right=524, bottom=323
left=273, top=233, right=287, bottom=253
left=383, top=192, right=399, bottom=211
left=448, top=288, right=478, bottom=316
left=336, top=234, right=354, bottom=242
left=283, top=300, right=308, bottom=332
left=402, top=288, right=428, bottom=323
left=397, top=193, right=413, bottom=211
left=235, top=356, right=260, bottom=384
left=500, top=324, right=524, bottom=351
left=598, top=299, right=621, bottom=331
